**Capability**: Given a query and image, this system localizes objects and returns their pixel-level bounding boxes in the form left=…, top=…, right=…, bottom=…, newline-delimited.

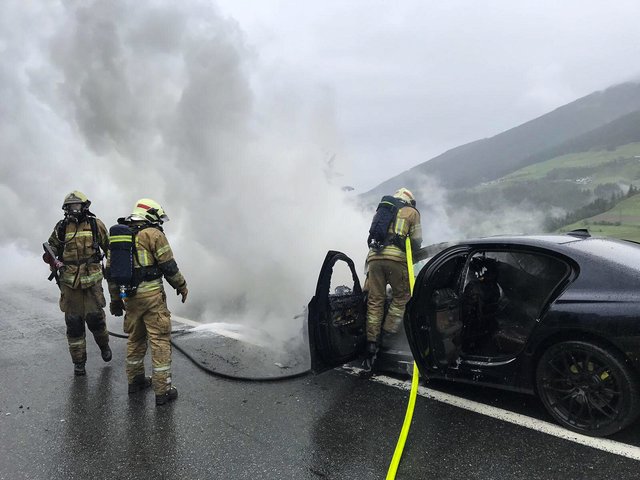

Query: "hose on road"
left=108, top=329, right=311, bottom=382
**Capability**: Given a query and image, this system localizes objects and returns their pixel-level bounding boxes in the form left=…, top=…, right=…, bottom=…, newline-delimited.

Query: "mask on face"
left=64, top=203, right=84, bottom=222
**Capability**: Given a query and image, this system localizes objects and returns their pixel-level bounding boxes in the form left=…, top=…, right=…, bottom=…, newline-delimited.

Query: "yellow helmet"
left=394, top=187, right=416, bottom=206
left=62, top=190, right=91, bottom=209
left=130, top=198, right=169, bottom=224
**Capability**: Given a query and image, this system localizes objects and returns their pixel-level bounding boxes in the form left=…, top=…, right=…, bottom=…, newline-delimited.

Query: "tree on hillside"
left=545, top=192, right=625, bottom=232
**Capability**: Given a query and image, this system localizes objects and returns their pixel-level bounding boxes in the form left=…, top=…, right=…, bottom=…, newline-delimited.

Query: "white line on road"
left=342, top=366, right=640, bottom=462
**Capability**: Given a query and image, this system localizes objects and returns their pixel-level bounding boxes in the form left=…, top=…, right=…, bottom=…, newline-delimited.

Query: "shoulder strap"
left=88, top=216, right=103, bottom=260
left=56, top=219, right=67, bottom=243
left=128, top=224, right=159, bottom=267
left=88, top=216, right=98, bottom=243
left=55, top=219, right=67, bottom=259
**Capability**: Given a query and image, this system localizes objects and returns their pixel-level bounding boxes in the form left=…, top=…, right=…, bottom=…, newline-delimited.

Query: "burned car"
left=308, top=232, right=640, bottom=437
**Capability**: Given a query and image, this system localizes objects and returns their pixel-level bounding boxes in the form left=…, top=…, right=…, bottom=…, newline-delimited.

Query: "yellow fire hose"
left=385, top=237, right=419, bottom=479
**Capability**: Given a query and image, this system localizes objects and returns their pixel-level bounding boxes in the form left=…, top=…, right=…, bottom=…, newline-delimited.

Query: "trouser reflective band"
left=67, top=336, right=87, bottom=364
left=152, top=363, right=172, bottom=395
left=126, top=357, right=145, bottom=381
left=384, top=304, right=405, bottom=333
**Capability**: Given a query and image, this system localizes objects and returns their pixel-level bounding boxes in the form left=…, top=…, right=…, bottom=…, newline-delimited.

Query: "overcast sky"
left=215, top=0, right=640, bottom=191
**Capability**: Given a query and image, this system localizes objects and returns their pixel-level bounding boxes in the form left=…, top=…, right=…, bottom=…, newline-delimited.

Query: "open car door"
left=308, top=251, right=367, bottom=374
left=404, top=246, right=470, bottom=375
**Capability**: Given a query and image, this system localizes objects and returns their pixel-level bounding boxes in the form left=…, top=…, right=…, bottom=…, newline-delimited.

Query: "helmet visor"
left=146, top=208, right=169, bottom=223
left=64, top=202, right=83, bottom=214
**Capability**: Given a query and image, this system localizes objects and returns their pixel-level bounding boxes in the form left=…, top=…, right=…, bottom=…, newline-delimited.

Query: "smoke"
left=1, top=1, right=551, bottom=347
left=0, top=0, right=370, bottom=341
left=409, top=174, right=548, bottom=241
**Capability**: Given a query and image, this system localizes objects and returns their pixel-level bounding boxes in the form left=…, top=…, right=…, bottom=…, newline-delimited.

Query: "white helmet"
left=129, top=198, right=169, bottom=224
left=394, top=187, right=416, bottom=206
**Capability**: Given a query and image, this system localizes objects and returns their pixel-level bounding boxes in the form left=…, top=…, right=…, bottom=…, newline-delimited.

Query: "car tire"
left=536, top=340, right=640, bottom=437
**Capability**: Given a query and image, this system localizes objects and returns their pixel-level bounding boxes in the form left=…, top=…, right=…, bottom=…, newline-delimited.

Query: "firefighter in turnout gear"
left=43, top=191, right=111, bottom=376
left=106, top=198, right=188, bottom=406
left=364, top=188, right=422, bottom=372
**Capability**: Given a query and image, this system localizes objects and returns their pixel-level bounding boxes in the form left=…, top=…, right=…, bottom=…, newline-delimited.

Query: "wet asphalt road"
left=1, top=286, right=639, bottom=479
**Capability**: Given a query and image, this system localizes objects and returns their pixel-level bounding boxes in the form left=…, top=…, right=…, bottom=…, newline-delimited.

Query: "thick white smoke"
left=0, top=1, right=370, bottom=340
left=1, top=1, right=548, bottom=346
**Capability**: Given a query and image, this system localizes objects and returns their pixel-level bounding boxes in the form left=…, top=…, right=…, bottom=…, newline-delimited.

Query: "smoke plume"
left=0, top=1, right=548, bottom=345
left=0, top=1, right=370, bottom=340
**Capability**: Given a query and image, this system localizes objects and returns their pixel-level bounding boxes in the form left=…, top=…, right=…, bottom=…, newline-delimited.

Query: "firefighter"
left=107, top=198, right=188, bottom=406
left=364, top=187, right=422, bottom=372
left=43, top=191, right=111, bottom=376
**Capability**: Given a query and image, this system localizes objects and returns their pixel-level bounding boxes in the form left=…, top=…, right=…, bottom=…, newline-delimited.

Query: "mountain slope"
left=521, top=109, right=640, bottom=167
left=365, top=82, right=640, bottom=201
left=559, top=193, right=640, bottom=242
left=447, top=142, right=640, bottom=224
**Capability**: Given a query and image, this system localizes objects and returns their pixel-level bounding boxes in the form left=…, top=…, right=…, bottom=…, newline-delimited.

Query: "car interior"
left=430, top=250, right=570, bottom=361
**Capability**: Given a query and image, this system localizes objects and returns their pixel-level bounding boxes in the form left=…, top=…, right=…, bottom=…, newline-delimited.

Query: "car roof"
left=412, top=235, right=582, bottom=262
left=415, top=233, right=640, bottom=265
left=464, top=234, right=584, bottom=247
left=462, top=233, right=640, bottom=267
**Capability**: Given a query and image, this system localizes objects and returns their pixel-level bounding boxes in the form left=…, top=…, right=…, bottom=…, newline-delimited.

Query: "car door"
left=404, top=246, right=470, bottom=376
left=307, top=251, right=367, bottom=374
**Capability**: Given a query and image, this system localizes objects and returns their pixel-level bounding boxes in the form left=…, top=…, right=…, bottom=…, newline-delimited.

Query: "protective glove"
left=110, top=299, right=124, bottom=317
left=42, top=252, right=53, bottom=264
left=177, top=286, right=188, bottom=303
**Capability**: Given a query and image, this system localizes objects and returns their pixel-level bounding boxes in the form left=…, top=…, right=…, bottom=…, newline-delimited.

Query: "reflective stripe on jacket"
left=47, top=217, right=108, bottom=289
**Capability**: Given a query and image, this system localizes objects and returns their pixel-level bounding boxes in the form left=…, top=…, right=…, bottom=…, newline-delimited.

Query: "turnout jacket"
left=47, top=216, right=109, bottom=289
left=107, top=224, right=187, bottom=300
left=367, top=205, right=422, bottom=264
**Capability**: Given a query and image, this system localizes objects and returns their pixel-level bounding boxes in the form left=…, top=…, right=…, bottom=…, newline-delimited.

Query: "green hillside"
left=448, top=143, right=640, bottom=217
left=559, top=193, right=640, bottom=242
left=500, top=142, right=640, bottom=185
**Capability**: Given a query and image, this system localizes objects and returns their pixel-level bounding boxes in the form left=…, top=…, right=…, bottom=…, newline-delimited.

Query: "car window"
left=330, top=260, right=357, bottom=296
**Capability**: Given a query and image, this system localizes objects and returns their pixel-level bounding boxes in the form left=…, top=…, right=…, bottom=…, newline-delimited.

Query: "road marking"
left=342, top=366, right=640, bottom=462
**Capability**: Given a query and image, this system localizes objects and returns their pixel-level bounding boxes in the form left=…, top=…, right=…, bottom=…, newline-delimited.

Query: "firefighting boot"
left=128, top=374, right=152, bottom=394
left=74, top=363, right=86, bottom=376
left=100, top=345, right=112, bottom=362
left=155, top=386, right=178, bottom=406
left=380, top=330, right=395, bottom=350
left=360, top=341, right=379, bottom=377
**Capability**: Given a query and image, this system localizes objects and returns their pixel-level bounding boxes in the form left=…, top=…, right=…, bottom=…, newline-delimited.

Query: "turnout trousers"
left=366, top=259, right=411, bottom=342
left=59, top=283, right=109, bottom=364
left=123, top=291, right=173, bottom=395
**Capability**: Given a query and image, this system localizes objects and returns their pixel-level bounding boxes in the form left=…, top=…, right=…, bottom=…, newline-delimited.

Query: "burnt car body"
left=308, top=233, right=640, bottom=436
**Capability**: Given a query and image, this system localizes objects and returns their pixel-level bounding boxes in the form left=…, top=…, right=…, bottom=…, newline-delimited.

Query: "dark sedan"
left=308, top=231, right=640, bottom=437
